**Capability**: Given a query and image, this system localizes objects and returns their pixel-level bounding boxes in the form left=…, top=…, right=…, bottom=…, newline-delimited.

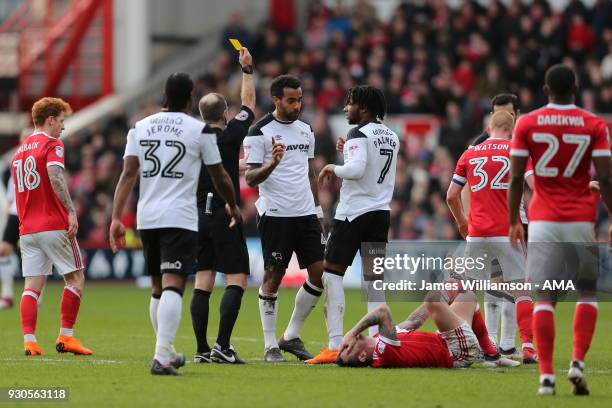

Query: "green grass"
left=0, top=282, right=611, bottom=408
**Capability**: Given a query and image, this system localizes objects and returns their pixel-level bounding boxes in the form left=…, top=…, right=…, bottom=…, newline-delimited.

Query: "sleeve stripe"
left=378, top=336, right=401, bottom=347
left=510, top=149, right=529, bottom=157
left=592, top=149, right=611, bottom=157
left=46, top=161, right=64, bottom=168
left=524, top=170, right=534, bottom=178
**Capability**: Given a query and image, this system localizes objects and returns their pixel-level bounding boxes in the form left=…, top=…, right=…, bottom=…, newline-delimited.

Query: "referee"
left=190, top=47, right=255, bottom=364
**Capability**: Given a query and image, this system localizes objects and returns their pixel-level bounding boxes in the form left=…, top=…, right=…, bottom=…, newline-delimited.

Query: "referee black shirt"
left=197, top=106, right=255, bottom=210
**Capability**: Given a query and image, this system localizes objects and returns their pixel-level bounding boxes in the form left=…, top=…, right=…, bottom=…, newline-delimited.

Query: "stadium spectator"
left=58, top=0, right=611, bottom=248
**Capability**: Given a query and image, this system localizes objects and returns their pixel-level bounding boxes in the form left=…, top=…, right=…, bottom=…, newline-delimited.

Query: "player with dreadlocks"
left=309, top=85, right=400, bottom=364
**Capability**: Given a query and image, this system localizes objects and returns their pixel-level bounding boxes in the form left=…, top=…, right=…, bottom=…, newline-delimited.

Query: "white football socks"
left=283, top=281, right=322, bottom=341
left=154, top=290, right=182, bottom=365
left=500, top=300, right=517, bottom=351
left=0, top=256, right=15, bottom=299
left=484, top=295, right=501, bottom=347
left=323, top=272, right=344, bottom=350
left=365, top=279, right=386, bottom=337
left=259, top=289, right=278, bottom=350
left=149, top=295, right=160, bottom=334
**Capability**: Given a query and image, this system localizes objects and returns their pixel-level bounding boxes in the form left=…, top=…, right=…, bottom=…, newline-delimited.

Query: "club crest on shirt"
left=376, top=340, right=386, bottom=354
left=235, top=110, right=249, bottom=121
left=55, top=146, right=64, bottom=157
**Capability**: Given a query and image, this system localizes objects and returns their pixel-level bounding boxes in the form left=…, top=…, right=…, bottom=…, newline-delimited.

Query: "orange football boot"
left=305, top=347, right=339, bottom=364
left=55, top=335, right=93, bottom=355
left=24, top=341, right=44, bottom=356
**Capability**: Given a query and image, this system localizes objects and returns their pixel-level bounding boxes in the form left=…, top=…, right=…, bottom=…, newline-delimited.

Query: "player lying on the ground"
left=336, top=290, right=518, bottom=368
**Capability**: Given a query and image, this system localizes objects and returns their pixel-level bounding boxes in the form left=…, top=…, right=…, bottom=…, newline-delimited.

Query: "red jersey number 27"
left=533, top=133, right=590, bottom=178
left=13, top=156, right=41, bottom=192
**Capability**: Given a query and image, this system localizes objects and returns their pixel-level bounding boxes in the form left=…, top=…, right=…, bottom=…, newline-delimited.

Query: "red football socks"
left=472, top=306, right=498, bottom=356
left=60, top=286, right=81, bottom=334
left=515, top=296, right=534, bottom=347
left=533, top=302, right=555, bottom=375
left=21, top=288, right=41, bottom=336
left=572, top=302, right=597, bottom=363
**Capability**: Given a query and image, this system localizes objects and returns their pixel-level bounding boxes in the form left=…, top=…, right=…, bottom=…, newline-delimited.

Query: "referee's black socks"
left=190, top=289, right=211, bottom=353
left=216, top=285, right=244, bottom=350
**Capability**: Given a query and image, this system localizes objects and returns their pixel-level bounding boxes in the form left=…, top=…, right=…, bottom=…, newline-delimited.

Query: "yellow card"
left=229, top=38, right=243, bottom=51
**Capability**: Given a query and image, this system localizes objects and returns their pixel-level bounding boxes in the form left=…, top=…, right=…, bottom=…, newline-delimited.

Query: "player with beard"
left=243, top=75, right=326, bottom=362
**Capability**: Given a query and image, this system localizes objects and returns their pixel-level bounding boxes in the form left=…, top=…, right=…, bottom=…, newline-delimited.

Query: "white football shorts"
left=20, top=230, right=83, bottom=277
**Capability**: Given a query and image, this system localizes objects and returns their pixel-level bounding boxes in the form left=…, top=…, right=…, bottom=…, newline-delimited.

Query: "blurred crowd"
left=61, top=0, right=612, bottom=247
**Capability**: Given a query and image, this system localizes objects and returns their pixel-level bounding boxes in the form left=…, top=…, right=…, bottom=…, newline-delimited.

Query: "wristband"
left=241, top=65, right=254, bottom=74
left=315, top=206, right=324, bottom=219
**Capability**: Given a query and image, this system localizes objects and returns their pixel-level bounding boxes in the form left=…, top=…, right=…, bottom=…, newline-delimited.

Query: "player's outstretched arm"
left=446, top=182, right=468, bottom=238
left=397, top=304, right=429, bottom=330
left=48, top=165, right=78, bottom=239
left=109, top=156, right=139, bottom=252
left=244, top=138, right=285, bottom=187
left=238, top=47, right=255, bottom=112
left=207, top=163, right=242, bottom=227
left=331, top=136, right=367, bottom=180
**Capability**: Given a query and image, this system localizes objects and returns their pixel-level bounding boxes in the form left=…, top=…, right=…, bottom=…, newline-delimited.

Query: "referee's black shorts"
left=257, top=213, right=324, bottom=270
left=325, top=210, right=390, bottom=267
left=198, top=207, right=250, bottom=274
left=2, top=214, right=19, bottom=246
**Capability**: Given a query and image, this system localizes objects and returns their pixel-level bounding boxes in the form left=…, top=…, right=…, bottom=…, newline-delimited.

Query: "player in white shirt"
left=110, top=72, right=241, bottom=375
left=312, top=86, right=399, bottom=364
left=243, top=75, right=326, bottom=362
left=0, top=178, right=18, bottom=310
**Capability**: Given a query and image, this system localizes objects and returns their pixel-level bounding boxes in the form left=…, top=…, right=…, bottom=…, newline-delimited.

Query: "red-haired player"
left=13, top=97, right=92, bottom=356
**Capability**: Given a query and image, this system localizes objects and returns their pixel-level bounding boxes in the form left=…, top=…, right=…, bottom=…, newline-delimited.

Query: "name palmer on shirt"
left=537, top=114, right=585, bottom=127
left=373, top=136, right=398, bottom=149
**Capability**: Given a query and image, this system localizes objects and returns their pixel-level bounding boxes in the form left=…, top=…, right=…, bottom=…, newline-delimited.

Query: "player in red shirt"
left=12, top=98, right=92, bottom=356
left=508, top=65, right=612, bottom=396
left=336, top=291, right=481, bottom=369
left=447, top=111, right=537, bottom=365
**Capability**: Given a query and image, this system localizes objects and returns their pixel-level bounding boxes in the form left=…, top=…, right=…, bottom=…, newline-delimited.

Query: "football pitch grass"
left=1, top=282, right=611, bottom=408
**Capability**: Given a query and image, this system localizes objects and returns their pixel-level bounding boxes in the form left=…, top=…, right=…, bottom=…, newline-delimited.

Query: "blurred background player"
left=336, top=292, right=481, bottom=369
left=110, top=72, right=241, bottom=375
left=447, top=110, right=537, bottom=365
left=14, top=97, right=91, bottom=356
left=509, top=64, right=612, bottom=396
left=312, top=86, right=399, bottom=364
left=0, top=177, right=18, bottom=310
left=243, top=75, right=326, bottom=362
left=191, top=47, right=255, bottom=365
